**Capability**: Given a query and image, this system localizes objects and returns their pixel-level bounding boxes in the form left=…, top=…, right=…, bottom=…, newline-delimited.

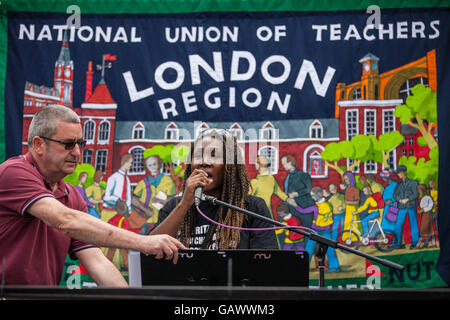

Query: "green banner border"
left=0, top=0, right=449, bottom=162
left=2, top=0, right=450, bottom=14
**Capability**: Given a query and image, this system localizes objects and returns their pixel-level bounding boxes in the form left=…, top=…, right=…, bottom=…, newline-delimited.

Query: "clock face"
left=364, top=63, right=370, bottom=72
left=372, top=62, right=378, bottom=71
left=64, top=69, right=71, bottom=78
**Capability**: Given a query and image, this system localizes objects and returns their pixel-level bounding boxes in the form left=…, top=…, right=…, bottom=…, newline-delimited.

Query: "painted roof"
left=56, top=31, right=71, bottom=65
left=114, top=118, right=340, bottom=142
left=85, top=79, right=116, bottom=104
left=358, top=53, right=380, bottom=63
left=24, top=81, right=56, bottom=98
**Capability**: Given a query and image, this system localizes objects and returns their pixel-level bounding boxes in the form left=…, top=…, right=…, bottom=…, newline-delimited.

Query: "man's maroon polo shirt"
left=0, top=152, right=93, bottom=285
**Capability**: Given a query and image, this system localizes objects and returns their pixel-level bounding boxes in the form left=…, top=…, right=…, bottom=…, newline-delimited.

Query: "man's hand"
left=140, top=234, right=186, bottom=264
left=28, top=197, right=186, bottom=264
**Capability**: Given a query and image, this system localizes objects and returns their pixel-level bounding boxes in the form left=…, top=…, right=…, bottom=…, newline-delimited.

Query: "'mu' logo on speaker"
left=254, top=253, right=271, bottom=259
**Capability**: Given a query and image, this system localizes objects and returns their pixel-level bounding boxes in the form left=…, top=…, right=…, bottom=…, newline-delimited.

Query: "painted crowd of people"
left=74, top=153, right=176, bottom=270
left=74, top=150, right=439, bottom=273
left=250, top=154, right=439, bottom=273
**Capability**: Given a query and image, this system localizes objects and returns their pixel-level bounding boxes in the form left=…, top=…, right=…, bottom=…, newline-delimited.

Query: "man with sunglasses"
left=0, top=105, right=185, bottom=286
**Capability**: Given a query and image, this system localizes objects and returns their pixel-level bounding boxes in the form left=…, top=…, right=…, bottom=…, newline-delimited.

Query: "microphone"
left=194, top=186, right=204, bottom=206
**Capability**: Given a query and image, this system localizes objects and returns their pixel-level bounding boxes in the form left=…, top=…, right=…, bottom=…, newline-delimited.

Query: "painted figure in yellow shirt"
left=341, top=171, right=362, bottom=241
left=328, top=184, right=345, bottom=241
left=250, top=156, right=288, bottom=249
left=250, top=156, right=288, bottom=219
left=132, top=155, right=176, bottom=230
left=355, top=187, right=381, bottom=236
left=366, top=174, right=385, bottom=195
left=85, top=170, right=105, bottom=217
left=304, top=186, right=340, bottom=273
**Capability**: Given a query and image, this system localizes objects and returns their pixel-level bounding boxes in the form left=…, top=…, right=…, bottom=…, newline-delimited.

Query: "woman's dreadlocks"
left=178, top=130, right=250, bottom=249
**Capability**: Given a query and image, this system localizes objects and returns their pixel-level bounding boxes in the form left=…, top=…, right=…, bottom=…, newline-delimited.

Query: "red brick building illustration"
left=335, top=50, right=437, bottom=173
left=22, top=33, right=117, bottom=177
left=21, top=35, right=437, bottom=198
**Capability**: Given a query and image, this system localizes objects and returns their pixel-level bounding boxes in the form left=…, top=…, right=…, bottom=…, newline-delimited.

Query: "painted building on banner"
left=22, top=32, right=74, bottom=154
left=79, top=64, right=117, bottom=178
left=21, top=32, right=118, bottom=177
left=113, top=49, right=438, bottom=192
left=112, top=118, right=341, bottom=192
left=335, top=50, right=437, bottom=173
left=20, top=32, right=437, bottom=201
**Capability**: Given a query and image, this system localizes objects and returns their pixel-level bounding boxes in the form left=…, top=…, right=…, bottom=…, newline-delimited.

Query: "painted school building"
left=20, top=33, right=437, bottom=190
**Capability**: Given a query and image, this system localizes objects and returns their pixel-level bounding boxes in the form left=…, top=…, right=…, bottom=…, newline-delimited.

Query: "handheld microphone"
left=194, top=186, right=203, bottom=206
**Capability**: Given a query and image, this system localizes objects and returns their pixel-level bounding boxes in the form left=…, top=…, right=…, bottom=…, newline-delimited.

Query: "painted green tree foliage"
left=143, top=144, right=173, bottom=163
left=395, top=84, right=439, bottom=185
left=321, top=140, right=349, bottom=176
left=321, top=131, right=403, bottom=176
left=394, top=84, right=437, bottom=149
left=321, top=136, right=374, bottom=176
left=399, top=147, right=439, bottom=185
left=374, top=131, right=404, bottom=168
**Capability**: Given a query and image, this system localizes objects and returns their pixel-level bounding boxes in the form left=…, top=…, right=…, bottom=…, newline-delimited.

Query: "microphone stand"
left=200, top=195, right=404, bottom=288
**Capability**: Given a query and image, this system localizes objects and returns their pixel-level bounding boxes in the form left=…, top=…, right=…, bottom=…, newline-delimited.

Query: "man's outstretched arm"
left=28, top=197, right=186, bottom=263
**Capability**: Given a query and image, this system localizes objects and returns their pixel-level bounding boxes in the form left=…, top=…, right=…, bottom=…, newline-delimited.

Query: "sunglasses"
left=39, top=136, right=86, bottom=150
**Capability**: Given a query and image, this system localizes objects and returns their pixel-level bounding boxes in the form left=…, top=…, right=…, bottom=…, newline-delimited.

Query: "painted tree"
left=394, top=84, right=437, bottom=149
left=143, top=144, right=173, bottom=163
left=398, top=147, right=438, bottom=185
left=321, top=141, right=347, bottom=176
left=374, top=131, right=404, bottom=168
left=321, top=135, right=375, bottom=176
left=322, top=132, right=404, bottom=176
left=350, top=134, right=376, bottom=170
left=394, top=84, right=439, bottom=185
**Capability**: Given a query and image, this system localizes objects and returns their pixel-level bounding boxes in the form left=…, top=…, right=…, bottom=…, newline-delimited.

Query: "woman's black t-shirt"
left=156, top=195, right=278, bottom=249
